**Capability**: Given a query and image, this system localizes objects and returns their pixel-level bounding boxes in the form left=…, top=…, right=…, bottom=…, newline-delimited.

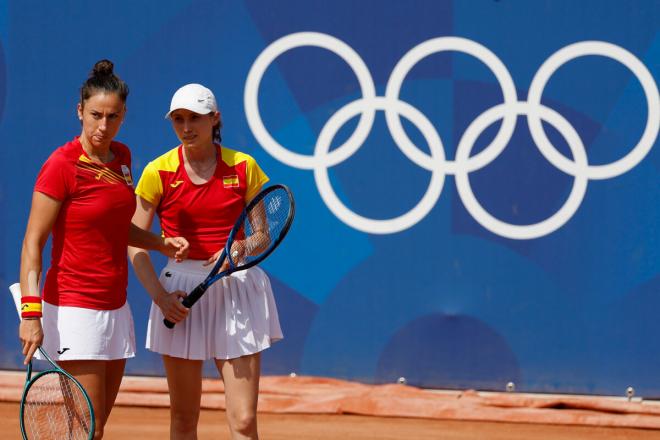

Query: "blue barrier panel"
left=0, top=0, right=658, bottom=396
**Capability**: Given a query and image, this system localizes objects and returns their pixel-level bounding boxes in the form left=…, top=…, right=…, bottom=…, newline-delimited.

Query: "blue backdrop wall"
left=0, top=0, right=658, bottom=396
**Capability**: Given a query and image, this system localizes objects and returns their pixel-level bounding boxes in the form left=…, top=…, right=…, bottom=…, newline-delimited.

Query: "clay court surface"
left=3, top=372, right=660, bottom=439
left=2, top=402, right=659, bottom=440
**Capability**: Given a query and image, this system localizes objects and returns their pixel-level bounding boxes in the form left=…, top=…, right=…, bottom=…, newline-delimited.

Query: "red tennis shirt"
left=135, top=144, right=268, bottom=260
left=35, top=137, right=136, bottom=310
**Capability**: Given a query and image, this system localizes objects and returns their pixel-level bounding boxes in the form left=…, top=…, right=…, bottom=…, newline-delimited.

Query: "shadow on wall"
left=376, top=313, right=521, bottom=390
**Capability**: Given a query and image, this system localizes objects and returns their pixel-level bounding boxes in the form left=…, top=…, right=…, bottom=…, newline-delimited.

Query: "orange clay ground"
left=2, top=402, right=659, bottom=439
left=2, top=373, right=660, bottom=439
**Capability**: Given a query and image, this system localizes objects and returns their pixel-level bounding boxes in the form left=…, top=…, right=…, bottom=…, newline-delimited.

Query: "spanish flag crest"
left=222, top=175, right=239, bottom=188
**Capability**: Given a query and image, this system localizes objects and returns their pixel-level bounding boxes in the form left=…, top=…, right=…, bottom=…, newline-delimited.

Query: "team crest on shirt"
left=222, top=175, right=239, bottom=188
left=121, top=164, right=133, bottom=186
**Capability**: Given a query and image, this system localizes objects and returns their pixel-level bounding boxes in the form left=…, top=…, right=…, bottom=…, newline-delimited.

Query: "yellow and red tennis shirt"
left=135, top=144, right=269, bottom=260
left=35, top=137, right=136, bottom=310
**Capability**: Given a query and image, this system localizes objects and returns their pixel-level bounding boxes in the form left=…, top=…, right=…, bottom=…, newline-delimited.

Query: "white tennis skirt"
left=39, top=300, right=136, bottom=361
left=146, top=259, right=283, bottom=360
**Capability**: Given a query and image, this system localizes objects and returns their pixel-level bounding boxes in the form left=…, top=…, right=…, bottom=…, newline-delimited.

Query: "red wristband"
left=21, top=296, right=42, bottom=319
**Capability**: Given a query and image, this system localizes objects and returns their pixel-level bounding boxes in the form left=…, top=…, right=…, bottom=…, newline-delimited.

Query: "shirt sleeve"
left=34, top=150, right=74, bottom=201
left=245, top=156, right=269, bottom=202
left=135, top=161, right=163, bottom=205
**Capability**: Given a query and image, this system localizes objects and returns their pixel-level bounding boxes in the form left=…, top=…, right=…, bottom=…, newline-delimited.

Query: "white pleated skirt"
left=146, top=259, right=283, bottom=360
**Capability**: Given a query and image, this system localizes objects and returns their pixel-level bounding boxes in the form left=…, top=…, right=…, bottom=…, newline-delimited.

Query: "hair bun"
left=91, top=59, right=114, bottom=78
left=80, top=59, right=129, bottom=104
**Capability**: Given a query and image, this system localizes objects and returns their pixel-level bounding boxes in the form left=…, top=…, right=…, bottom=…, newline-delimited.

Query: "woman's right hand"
left=155, top=290, right=190, bottom=324
left=19, top=319, right=43, bottom=365
left=161, top=237, right=190, bottom=262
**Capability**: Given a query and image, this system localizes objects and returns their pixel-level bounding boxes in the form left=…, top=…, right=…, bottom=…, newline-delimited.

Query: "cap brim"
left=164, top=105, right=216, bottom=119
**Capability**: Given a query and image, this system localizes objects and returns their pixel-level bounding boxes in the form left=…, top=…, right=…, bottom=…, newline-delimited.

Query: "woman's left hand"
left=203, top=241, right=246, bottom=270
left=204, top=249, right=224, bottom=268
left=19, top=319, right=43, bottom=365
left=162, top=237, right=189, bottom=262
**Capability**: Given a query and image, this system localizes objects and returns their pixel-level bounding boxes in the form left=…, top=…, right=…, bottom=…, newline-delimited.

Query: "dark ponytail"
left=80, top=59, right=129, bottom=107
left=213, top=115, right=223, bottom=144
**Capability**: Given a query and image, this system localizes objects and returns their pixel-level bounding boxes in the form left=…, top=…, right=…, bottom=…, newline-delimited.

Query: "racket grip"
left=163, top=284, right=208, bottom=329
left=182, top=284, right=207, bottom=308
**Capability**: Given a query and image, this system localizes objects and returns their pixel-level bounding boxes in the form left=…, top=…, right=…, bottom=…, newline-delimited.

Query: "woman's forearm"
left=128, top=247, right=167, bottom=303
left=128, top=223, right=165, bottom=252
left=20, top=238, right=44, bottom=298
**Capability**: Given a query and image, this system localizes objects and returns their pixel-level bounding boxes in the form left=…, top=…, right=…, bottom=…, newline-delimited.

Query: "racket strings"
left=23, top=371, right=92, bottom=439
left=231, top=188, right=292, bottom=267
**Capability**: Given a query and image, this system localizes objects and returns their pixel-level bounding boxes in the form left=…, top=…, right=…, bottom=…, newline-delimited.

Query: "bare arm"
left=19, top=192, right=61, bottom=364
left=128, top=222, right=189, bottom=262
left=229, top=189, right=271, bottom=264
left=128, top=196, right=189, bottom=324
left=204, top=186, right=271, bottom=267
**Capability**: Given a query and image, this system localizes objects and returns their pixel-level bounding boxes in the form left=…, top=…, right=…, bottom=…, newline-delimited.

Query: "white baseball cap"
left=165, top=83, right=217, bottom=119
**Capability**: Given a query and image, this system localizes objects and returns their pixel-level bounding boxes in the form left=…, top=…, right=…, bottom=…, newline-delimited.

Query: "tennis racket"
left=20, top=347, right=95, bottom=440
left=164, top=183, right=295, bottom=328
left=9, top=283, right=95, bottom=439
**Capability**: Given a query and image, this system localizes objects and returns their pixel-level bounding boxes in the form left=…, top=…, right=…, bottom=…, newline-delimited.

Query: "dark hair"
left=213, top=114, right=223, bottom=144
left=79, top=59, right=129, bottom=106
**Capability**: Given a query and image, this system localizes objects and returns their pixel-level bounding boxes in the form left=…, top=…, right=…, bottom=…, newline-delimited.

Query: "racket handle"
left=182, top=284, right=207, bottom=308
left=163, top=284, right=208, bottom=329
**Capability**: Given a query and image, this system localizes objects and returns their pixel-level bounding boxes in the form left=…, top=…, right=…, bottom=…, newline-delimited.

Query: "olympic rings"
left=244, top=32, right=659, bottom=239
left=385, top=36, right=518, bottom=174
left=314, top=97, right=446, bottom=234
left=527, top=41, right=660, bottom=180
left=454, top=102, right=589, bottom=239
left=245, top=32, right=376, bottom=169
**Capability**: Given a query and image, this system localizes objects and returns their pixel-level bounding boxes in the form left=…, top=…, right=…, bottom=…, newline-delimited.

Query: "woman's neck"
left=183, top=142, right=217, bottom=163
left=183, top=142, right=218, bottom=184
left=79, top=134, right=113, bottom=164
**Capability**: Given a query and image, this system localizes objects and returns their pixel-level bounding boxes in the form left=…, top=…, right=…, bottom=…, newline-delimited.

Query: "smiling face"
left=77, top=92, right=126, bottom=150
left=170, top=109, right=220, bottom=148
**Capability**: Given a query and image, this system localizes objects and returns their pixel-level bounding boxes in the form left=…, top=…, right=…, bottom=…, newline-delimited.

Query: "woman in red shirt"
left=130, top=83, right=282, bottom=439
left=18, top=60, right=188, bottom=439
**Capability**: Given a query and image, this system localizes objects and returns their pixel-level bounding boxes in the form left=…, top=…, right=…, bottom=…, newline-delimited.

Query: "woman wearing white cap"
left=129, top=83, right=282, bottom=439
